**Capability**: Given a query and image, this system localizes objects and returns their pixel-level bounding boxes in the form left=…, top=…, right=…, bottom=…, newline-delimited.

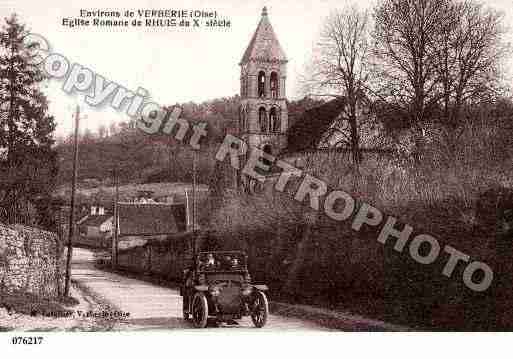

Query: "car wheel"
left=251, top=291, right=269, bottom=328
left=192, top=293, right=208, bottom=328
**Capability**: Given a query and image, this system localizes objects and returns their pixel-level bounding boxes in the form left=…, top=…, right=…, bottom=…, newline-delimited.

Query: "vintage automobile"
left=180, top=251, right=269, bottom=328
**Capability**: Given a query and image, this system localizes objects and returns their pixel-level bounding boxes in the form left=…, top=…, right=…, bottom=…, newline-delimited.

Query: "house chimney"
left=91, top=206, right=97, bottom=215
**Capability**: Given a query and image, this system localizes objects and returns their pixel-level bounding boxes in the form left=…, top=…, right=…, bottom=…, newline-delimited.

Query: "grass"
left=209, top=117, right=513, bottom=330
left=0, top=290, right=79, bottom=317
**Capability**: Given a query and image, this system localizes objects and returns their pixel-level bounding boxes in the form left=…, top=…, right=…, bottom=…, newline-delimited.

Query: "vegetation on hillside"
left=0, top=15, right=58, bottom=229
left=55, top=96, right=324, bottom=190
left=209, top=0, right=513, bottom=330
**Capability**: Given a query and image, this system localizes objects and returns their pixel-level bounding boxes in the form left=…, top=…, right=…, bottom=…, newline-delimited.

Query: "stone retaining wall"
left=0, top=224, right=64, bottom=298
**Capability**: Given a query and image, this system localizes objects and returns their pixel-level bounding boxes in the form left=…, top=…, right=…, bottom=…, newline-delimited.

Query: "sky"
left=2, top=0, right=513, bottom=136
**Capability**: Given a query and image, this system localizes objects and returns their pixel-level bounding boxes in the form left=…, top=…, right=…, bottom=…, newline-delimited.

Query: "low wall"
left=117, top=235, right=191, bottom=281
left=0, top=224, right=64, bottom=298
left=73, top=235, right=110, bottom=249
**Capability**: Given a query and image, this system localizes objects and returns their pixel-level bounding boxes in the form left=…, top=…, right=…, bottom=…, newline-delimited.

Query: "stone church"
left=238, top=6, right=289, bottom=158
left=236, top=7, right=349, bottom=193
left=238, top=7, right=349, bottom=162
left=236, top=8, right=351, bottom=193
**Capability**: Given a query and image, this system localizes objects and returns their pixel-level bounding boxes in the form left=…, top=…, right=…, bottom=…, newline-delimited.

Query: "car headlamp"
left=241, top=285, right=253, bottom=296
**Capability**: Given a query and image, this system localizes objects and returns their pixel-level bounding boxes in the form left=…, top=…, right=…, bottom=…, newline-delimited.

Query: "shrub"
left=210, top=110, right=513, bottom=329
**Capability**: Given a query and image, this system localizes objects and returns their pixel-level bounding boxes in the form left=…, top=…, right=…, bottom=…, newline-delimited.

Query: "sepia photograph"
left=1, top=0, right=513, bottom=356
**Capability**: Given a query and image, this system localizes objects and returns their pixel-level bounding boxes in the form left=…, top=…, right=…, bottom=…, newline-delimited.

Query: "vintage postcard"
left=1, top=0, right=513, bottom=356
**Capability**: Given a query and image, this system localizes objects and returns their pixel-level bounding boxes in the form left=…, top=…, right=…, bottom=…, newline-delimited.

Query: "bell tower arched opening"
left=258, top=107, right=267, bottom=132
left=258, top=71, right=266, bottom=98
left=270, top=72, right=279, bottom=99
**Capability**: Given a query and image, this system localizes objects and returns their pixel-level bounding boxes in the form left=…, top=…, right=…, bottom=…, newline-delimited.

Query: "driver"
left=206, top=253, right=216, bottom=267
left=223, top=255, right=232, bottom=270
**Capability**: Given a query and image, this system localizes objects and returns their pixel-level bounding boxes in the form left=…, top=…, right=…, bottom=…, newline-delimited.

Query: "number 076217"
left=11, top=336, right=43, bottom=345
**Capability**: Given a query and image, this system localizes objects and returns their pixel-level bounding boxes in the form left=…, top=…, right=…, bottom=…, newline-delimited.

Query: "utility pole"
left=64, top=105, right=80, bottom=297
left=112, top=167, right=120, bottom=269
left=192, top=150, right=197, bottom=254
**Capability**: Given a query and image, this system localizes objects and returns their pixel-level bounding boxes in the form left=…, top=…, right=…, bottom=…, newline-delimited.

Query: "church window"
left=269, top=107, right=280, bottom=132
left=270, top=72, right=279, bottom=99
left=258, top=71, right=266, bottom=97
left=258, top=107, right=267, bottom=132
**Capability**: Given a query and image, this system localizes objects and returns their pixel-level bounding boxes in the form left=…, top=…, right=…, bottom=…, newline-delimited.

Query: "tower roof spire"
left=240, top=7, right=287, bottom=64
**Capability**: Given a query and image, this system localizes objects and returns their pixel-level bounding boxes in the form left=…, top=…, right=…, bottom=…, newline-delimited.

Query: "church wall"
left=239, top=98, right=288, bottom=134
left=242, top=133, right=287, bottom=155
left=242, top=61, right=287, bottom=99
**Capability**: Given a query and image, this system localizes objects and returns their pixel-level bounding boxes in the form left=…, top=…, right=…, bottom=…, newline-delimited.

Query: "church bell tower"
left=239, top=7, right=288, bottom=157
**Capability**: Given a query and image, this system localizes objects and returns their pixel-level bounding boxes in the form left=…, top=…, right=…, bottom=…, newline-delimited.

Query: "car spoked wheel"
left=192, top=293, right=208, bottom=328
left=251, top=291, right=269, bottom=328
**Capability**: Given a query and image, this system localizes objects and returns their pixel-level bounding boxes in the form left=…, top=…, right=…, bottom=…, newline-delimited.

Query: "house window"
left=258, top=71, right=266, bottom=98
left=258, top=107, right=267, bottom=132
left=270, top=72, right=279, bottom=99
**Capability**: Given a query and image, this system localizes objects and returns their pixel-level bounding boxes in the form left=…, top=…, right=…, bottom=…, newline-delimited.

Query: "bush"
left=210, top=111, right=513, bottom=329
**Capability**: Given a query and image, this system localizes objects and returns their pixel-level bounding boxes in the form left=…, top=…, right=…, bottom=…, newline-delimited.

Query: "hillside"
left=54, top=96, right=324, bottom=193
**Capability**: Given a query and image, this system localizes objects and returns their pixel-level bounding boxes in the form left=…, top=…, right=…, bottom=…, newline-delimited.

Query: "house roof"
left=79, top=214, right=112, bottom=227
left=118, top=203, right=187, bottom=236
left=286, top=97, right=347, bottom=153
left=240, top=7, right=287, bottom=64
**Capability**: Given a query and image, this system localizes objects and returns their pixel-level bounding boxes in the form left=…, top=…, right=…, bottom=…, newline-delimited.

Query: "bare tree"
left=109, top=121, right=118, bottom=136
left=374, top=0, right=509, bottom=132
left=434, top=1, right=460, bottom=124
left=373, top=0, right=453, bottom=131
left=306, top=5, right=372, bottom=165
left=97, top=124, right=107, bottom=138
left=447, top=1, right=508, bottom=125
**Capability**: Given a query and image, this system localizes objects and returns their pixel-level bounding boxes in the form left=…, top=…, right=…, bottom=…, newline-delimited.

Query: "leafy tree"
left=0, top=14, right=58, bottom=226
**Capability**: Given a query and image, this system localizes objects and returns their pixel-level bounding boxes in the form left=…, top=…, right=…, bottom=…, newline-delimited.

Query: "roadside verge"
left=269, top=301, right=410, bottom=331
left=97, top=263, right=409, bottom=331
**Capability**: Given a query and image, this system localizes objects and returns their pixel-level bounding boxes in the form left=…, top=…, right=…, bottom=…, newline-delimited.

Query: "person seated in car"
left=206, top=253, right=216, bottom=267
left=221, top=255, right=233, bottom=270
